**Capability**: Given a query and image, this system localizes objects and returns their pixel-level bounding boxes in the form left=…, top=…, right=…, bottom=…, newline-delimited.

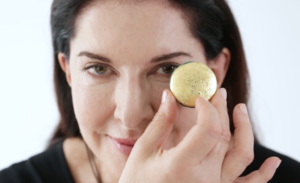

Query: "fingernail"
left=220, top=88, right=227, bottom=100
left=161, top=90, right=167, bottom=104
left=240, top=104, right=248, bottom=115
left=275, top=159, right=282, bottom=169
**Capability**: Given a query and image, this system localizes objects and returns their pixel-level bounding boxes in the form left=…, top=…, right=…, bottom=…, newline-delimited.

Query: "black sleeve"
left=0, top=140, right=75, bottom=183
left=241, top=143, right=300, bottom=183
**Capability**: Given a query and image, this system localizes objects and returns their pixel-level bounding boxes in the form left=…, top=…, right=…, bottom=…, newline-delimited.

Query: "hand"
left=119, top=88, right=280, bottom=183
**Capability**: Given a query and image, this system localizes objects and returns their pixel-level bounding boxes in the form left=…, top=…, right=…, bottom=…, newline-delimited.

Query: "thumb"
left=136, top=89, right=178, bottom=155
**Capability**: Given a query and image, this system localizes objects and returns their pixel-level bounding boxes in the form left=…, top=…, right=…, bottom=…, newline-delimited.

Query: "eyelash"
left=83, top=62, right=179, bottom=78
left=150, top=62, right=179, bottom=76
left=82, top=63, right=113, bottom=78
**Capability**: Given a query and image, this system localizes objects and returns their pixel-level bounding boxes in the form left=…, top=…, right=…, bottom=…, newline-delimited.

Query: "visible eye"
left=84, top=64, right=113, bottom=76
left=156, top=64, right=178, bottom=75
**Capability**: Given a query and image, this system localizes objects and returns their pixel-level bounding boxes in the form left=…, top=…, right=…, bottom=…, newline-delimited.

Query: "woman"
left=1, top=0, right=300, bottom=182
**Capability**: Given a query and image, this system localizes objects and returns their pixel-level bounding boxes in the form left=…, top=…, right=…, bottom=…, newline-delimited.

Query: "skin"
left=58, top=1, right=280, bottom=182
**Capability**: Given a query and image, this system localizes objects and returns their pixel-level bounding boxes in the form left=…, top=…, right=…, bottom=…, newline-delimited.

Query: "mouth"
left=108, top=136, right=137, bottom=156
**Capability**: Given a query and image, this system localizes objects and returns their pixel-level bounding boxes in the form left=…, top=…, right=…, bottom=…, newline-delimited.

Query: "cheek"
left=71, top=83, right=115, bottom=133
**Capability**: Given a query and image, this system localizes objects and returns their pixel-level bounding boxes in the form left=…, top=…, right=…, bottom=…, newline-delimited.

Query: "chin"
left=96, top=134, right=130, bottom=175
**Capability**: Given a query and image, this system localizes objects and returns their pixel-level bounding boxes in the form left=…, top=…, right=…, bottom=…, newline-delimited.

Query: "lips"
left=108, top=136, right=137, bottom=156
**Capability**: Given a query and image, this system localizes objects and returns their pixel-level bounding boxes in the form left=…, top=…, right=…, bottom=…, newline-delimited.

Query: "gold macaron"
left=170, top=61, right=217, bottom=108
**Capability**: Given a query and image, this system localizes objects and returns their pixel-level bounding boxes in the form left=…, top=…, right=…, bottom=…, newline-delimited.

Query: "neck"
left=63, top=137, right=121, bottom=183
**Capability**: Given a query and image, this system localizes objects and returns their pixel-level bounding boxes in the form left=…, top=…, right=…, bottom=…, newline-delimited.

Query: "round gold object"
left=170, top=61, right=217, bottom=108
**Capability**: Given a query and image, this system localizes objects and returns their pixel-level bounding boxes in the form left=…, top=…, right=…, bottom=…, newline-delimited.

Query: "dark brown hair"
left=49, top=0, right=254, bottom=146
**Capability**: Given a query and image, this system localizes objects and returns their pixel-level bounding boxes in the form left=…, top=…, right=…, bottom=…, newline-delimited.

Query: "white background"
left=0, top=0, right=299, bottom=170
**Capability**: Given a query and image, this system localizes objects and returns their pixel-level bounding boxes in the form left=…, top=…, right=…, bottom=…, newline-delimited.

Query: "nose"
left=114, top=75, right=154, bottom=130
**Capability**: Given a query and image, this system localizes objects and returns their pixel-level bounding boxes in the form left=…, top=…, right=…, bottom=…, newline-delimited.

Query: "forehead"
left=71, top=0, right=204, bottom=62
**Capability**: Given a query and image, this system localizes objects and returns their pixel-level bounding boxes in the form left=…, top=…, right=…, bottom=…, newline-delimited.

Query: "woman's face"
left=60, top=0, right=227, bottom=180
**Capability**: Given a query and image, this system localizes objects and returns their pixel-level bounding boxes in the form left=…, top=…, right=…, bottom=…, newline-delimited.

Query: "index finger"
left=171, top=90, right=224, bottom=164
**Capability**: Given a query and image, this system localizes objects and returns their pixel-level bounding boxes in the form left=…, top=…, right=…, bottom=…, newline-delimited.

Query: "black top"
left=1, top=140, right=300, bottom=183
left=0, top=140, right=75, bottom=183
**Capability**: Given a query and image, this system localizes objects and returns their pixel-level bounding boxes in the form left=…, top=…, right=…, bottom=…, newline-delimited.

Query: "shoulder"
left=241, top=143, right=300, bottom=183
left=0, top=139, right=75, bottom=183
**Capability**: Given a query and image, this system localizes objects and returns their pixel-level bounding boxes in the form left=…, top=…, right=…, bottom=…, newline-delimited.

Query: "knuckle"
left=220, top=130, right=231, bottom=143
left=245, top=171, right=266, bottom=182
left=153, top=112, right=166, bottom=123
left=208, top=124, right=222, bottom=139
left=240, top=150, right=254, bottom=165
left=200, top=103, right=217, bottom=117
left=251, top=171, right=261, bottom=178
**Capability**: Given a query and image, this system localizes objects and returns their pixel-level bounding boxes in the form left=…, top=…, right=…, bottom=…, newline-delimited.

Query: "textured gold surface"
left=170, top=61, right=217, bottom=108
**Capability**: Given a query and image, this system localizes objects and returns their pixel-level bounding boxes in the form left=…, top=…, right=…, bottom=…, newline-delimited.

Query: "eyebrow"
left=78, top=51, right=191, bottom=63
left=151, top=52, right=191, bottom=63
left=78, top=51, right=111, bottom=63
